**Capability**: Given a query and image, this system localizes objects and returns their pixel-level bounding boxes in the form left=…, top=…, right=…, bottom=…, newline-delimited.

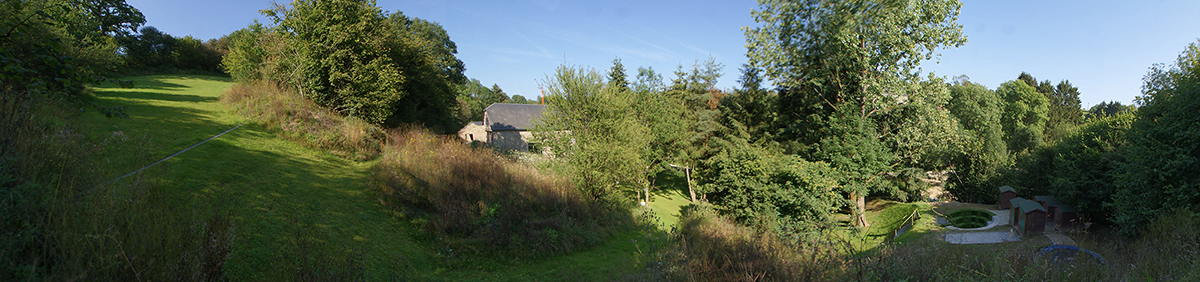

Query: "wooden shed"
left=1055, top=204, right=1081, bottom=228
left=1034, top=195, right=1062, bottom=220
left=1008, top=197, right=1028, bottom=226
left=998, top=186, right=1018, bottom=209
left=1010, top=198, right=1047, bottom=236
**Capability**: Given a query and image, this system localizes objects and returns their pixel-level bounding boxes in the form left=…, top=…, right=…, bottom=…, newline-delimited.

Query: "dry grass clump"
left=221, top=81, right=383, bottom=161
left=371, top=127, right=623, bottom=258
left=645, top=206, right=843, bottom=281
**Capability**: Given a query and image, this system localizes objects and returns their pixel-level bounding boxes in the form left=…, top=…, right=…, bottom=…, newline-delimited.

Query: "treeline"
left=1003, top=42, right=1200, bottom=236
left=536, top=0, right=1196, bottom=239
left=219, top=0, right=526, bottom=132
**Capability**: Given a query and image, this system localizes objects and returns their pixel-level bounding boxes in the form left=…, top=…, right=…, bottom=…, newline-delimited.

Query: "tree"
left=608, top=57, right=629, bottom=92
left=534, top=66, right=650, bottom=205
left=997, top=80, right=1048, bottom=153
left=264, top=0, right=406, bottom=124
left=627, top=65, right=690, bottom=204
left=945, top=80, right=1009, bottom=203
left=1050, top=80, right=1083, bottom=125
left=745, top=0, right=966, bottom=226
left=1111, top=40, right=1200, bottom=236
left=256, top=0, right=466, bottom=130
left=1087, top=101, right=1133, bottom=118
left=382, top=11, right=467, bottom=131
left=1018, top=72, right=1083, bottom=143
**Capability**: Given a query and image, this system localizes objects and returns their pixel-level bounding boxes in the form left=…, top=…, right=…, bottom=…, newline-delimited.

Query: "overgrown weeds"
left=0, top=88, right=235, bottom=280
left=221, top=80, right=383, bottom=161
left=371, top=127, right=625, bottom=259
left=638, top=205, right=844, bottom=281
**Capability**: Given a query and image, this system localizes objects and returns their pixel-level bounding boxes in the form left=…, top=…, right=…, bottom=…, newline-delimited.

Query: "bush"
left=371, top=127, right=623, bottom=258
left=701, top=143, right=841, bottom=236
left=1110, top=40, right=1200, bottom=236
left=221, top=80, right=384, bottom=161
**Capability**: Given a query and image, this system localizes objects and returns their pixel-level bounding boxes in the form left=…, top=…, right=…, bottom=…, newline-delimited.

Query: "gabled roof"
left=484, top=103, right=546, bottom=131
left=999, top=186, right=1017, bottom=193
left=1014, top=199, right=1046, bottom=213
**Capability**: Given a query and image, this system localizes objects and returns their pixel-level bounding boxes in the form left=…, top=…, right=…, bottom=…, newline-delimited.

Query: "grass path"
left=80, top=74, right=648, bottom=280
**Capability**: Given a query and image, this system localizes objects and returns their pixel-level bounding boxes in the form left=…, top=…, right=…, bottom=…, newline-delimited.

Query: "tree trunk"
left=852, top=192, right=870, bottom=227
left=685, top=167, right=697, bottom=203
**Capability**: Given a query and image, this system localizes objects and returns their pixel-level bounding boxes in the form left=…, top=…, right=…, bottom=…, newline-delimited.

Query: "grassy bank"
left=86, top=76, right=646, bottom=280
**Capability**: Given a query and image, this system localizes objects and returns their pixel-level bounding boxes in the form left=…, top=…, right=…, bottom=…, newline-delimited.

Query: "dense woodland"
left=2, top=0, right=1198, bottom=280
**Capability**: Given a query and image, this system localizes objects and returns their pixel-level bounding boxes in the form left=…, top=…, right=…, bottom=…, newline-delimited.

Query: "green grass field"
left=80, top=74, right=652, bottom=280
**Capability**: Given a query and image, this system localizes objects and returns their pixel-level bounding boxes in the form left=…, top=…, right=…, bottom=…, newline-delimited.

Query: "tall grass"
left=638, top=205, right=844, bottom=281
left=0, top=88, right=234, bottom=280
left=371, top=127, right=625, bottom=259
left=221, top=81, right=383, bottom=161
left=635, top=202, right=1198, bottom=281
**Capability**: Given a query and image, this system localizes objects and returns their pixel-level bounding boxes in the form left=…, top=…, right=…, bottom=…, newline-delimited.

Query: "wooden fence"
left=886, top=208, right=921, bottom=243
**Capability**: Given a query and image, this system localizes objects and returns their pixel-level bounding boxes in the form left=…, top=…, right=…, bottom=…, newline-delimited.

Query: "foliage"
left=700, top=143, right=841, bottom=236
left=672, top=58, right=727, bottom=174
left=453, top=78, right=510, bottom=123
left=1110, top=40, right=1200, bottom=236
left=745, top=0, right=966, bottom=225
left=1087, top=100, right=1134, bottom=119
left=381, top=11, right=467, bottom=131
left=997, top=79, right=1048, bottom=153
left=263, top=0, right=406, bottom=124
left=534, top=65, right=650, bottom=205
left=241, top=0, right=466, bottom=131
left=372, top=127, right=622, bottom=258
left=220, top=22, right=270, bottom=81
left=607, top=57, right=629, bottom=92
left=1011, top=112, right=1133, bottom=220
left=944, top=81, right=1009, bottom=203
left=628, top=64, right=689, bottom=203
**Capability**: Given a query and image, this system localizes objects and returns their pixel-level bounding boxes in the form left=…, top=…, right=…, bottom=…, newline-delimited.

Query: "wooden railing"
left=886, top=208, right=921, bottom=243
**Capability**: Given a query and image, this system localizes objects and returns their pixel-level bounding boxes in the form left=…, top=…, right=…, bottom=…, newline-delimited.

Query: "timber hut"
left=1010, top=198, right=1047, bottom=236
left=1055, top=204, right=1081, bottom=228
left=998, top=186, right=1018, bottom=209
left=1034, top=195, right=1063, bottom=220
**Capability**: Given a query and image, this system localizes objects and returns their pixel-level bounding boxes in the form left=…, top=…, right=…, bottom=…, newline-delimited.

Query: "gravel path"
left=946, top=230, right=1022, bottom=244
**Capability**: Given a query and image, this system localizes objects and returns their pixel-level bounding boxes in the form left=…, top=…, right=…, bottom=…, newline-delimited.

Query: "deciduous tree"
left=745, top=0, right=965, bottom=226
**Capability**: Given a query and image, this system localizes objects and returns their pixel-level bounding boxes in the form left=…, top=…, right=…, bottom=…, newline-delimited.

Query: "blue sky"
left=128, top=0, right=1200, bottom=108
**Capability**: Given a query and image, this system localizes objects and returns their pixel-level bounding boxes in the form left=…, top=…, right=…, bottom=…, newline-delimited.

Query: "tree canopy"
left=744, top=0, right=965, bottom=227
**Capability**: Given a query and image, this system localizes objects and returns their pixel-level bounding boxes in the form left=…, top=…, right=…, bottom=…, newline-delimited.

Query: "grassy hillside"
left=80, top=74, right=656, bottom=280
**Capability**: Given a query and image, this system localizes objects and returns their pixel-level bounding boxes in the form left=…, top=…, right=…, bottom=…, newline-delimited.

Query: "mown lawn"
left=80, top=74, right=645, bottom=280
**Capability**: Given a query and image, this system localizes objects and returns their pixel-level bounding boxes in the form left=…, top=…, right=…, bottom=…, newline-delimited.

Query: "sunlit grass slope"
left=81, top=74, right=647, bottom=280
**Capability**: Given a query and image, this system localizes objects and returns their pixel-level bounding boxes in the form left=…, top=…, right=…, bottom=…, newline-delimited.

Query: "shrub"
left=1110, top=40, right=1200, bottom=236
left=371, top=127, right=623, bottom=258
left=700, top=143, right=841, bottom=236
left=221, top=80, right=384, bottom=161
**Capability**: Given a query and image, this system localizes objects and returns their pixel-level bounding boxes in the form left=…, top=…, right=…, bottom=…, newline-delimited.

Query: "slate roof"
left=483, top=103, right=547, bottom=131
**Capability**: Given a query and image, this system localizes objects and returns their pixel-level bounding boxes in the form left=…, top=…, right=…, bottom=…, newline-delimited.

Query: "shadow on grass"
left=108, top=90, right=219, bottom=103
left=126, top=126, right=421, bottom=281
left=651, top=165, right=689, bottom=199
left=116, top=74, right=232, bottom=91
